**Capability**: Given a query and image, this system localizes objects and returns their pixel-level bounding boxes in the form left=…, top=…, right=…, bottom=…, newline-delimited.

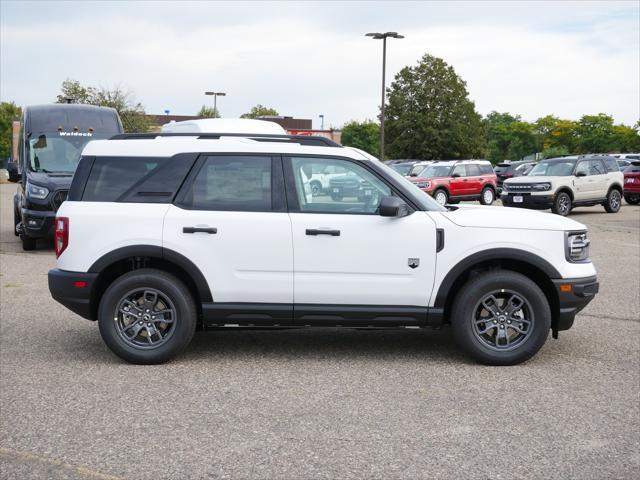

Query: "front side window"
left=575, top=161, right=590, bottom=176
left=183, top=156, right=272, bottom=211
left=28, top=132, right=111, bottom=173
left=451, top=165, right=466, bottom=177
left=290, top=157, right=391, bottom=214
left=588, top=159, right=606, bottom=175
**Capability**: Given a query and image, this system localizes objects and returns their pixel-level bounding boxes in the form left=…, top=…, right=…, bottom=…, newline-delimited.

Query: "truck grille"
left=50, top=190, right=69, bottom=212
left=505, top=183, right=533, bottom=192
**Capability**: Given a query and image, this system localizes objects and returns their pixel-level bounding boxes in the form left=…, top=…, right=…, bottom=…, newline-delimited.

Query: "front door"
left=163, top=154, right=293, bottom=306
left=285, top=156, right=437, bottom=316
left=449, top=164, right=468, bottom=197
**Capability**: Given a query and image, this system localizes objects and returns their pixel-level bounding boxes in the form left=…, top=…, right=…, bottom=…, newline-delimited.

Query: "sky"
left=1, top=0, right=638, bottom=129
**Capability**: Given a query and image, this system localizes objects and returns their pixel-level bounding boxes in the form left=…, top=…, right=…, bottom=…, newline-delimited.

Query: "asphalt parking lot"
left=1, top=183, right=638, bottom=480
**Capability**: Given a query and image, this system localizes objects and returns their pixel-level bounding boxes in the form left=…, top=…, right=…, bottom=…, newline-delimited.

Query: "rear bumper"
left=501, top=193, right=554, bottom=209
left=48, top=269, right=98, bottom=320
left=553, top=275, right=599, bottom=331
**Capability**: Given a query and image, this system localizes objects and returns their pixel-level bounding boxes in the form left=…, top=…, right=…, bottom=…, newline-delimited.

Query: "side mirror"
left=379, top=196, right=411, bottom=217
left=7, top=160, right=21, bottom=183
left=409, top=173, right=418, bottom=177
left=451, top=173, right=461, bottom=178
left=576, top=171, right=587, bottom=177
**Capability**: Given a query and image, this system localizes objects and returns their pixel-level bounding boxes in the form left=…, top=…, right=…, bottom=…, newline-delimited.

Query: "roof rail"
left=108, top=132, right=342, bottom=148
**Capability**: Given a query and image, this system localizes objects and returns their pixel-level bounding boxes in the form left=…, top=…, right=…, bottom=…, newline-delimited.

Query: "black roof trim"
left=109, top=132, right=342, bottom=148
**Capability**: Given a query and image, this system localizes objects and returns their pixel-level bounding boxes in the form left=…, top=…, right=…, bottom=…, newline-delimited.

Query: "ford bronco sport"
left=48, top=127, right=599, bottom=365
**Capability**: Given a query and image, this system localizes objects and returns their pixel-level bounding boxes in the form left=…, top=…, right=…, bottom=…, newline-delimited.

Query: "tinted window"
left=451, top=165, right=466, bottom=177
left=479, top=164, right=493, bottom=175
left=588, top=159, right=606, bottom=175
left=182, top=156, right=272, bottom=211
left=290, top=157, right=391, bottom=214
left=83, top=156, right=170, bottom=202
left=466, top=164, right=481, bottom=176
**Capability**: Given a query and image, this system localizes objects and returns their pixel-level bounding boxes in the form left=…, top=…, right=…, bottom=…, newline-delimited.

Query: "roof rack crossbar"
left=108, top=132, right=342, bottom=148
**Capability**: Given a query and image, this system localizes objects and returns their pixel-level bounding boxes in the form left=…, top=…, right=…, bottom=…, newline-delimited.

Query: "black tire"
left=624, top=194, right=640, bottom=205
left=21, top=235, right=36, bottom=251
left=98, top=269, right=196, bottom=364
left=479, top=187, right=495, bottom=205
left=433, top=189, right=448, bottom=206
left=552, top=191, right=572, bottom=216
left=330, top=193, right=343, bottom=201
left=13, top=209, right=20, bottom=236
left=450, top=270, right=551, bottom=366
left=604, top=188, right=622, bottom=213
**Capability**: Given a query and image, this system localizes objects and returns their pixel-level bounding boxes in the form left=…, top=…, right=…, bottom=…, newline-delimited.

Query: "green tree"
left=240, top=104, right=279, bottom=119
left=483, top=112, right=537, bottom=162
left=384, top=54, right=484, bottom=160
left=55, top=79, right=152, bottom=133
left=574, top=114, right=615, bottom=154
left=0, top=102, right=22, bottom=162
left=341, top=120, right=379, bottom=157
left=197, top=105, right=220, bottom=118
left=547, top=119, right=579, bottom=153
left=611, top=124, right=640, bottom=152
left=540, top=145, right=570, bottom=159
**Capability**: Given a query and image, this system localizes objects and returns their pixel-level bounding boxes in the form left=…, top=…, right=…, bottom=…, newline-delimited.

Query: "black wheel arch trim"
left=88, top=245, right=213, bottom=302
left=433, top=248, right=562, bottom=308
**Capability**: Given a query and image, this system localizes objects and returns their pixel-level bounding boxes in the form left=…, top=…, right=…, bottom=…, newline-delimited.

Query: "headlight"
left=415, top=181, right=430, bottom=189
left=26, top=182, right=49, bottom=200
left=531, top=182, right=552, bottom=191
left=565, top=231, right=590, bottom=263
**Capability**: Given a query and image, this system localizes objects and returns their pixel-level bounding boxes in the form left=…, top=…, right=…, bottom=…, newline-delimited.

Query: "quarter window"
left=183, top=156, right=272, bottom=211
left=289, top=157, right=391, bottom=214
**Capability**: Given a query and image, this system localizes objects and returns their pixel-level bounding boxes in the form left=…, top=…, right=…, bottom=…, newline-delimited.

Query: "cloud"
left=1, top=1, right=638, bottom=127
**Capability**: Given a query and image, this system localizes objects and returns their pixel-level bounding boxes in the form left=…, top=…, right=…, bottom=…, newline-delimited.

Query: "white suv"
left=48, top=130, right=599, bottom=365
left=502, top=155, right=624, bottom=216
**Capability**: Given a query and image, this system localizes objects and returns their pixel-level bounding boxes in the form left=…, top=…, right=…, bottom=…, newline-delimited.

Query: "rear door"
left=163, top=154, right=293, bottom=306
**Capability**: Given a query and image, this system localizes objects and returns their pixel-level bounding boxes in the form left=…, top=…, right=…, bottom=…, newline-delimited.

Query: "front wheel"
left=624, top=194, right=640, bottom=205
left=450, top=270, right=551, bottom=365
left=552, top=192, right=572, bottom=216
left=21, top=235, right=36, bottom=251
left=433, top=189, right=448, bottom=206
left=480, top=187, right=495, bottom=205
left=604, top=188, right=622, bottom=213
left=98, top=269, right=196, bottom=364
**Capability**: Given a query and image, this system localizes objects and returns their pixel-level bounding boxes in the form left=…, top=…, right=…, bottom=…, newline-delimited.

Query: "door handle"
left=183, top=227, right=217, bottom=234
left=306, top=228, right=340, bottom=236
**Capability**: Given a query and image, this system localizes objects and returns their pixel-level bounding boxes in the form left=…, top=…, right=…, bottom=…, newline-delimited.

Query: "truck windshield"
left=528, top=160, right=576, bottom=177
left=28, top=132, right=110, bottom=173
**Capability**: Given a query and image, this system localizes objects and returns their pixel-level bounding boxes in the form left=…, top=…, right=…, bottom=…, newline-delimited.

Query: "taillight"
left=55, top=217, right=69, bottom=258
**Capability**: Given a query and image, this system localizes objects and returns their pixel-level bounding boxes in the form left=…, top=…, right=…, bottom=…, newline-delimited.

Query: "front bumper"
left=553, top=275, right=599, bottom=332
left=48, top=269, right=99, bottom=320
left=21, top=208, right=56, bottom=238
left=501, top=193, right=554, bottom=209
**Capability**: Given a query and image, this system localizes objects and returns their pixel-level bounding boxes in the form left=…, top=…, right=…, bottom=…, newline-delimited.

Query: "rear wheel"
left=13, top=209, right=20, bottom=236
left=450, top=270, right=551, bottom=365
left=98, top=269, right=196, bottom=364
left=624, top=194, right=640, bottom=205
left=552, top=192, right=572, bottom=216
left=604, top=188, right=622, bottom=213
left=433, top=189, right=448, bottom=206
left=480, top=187, right=495, bottom=205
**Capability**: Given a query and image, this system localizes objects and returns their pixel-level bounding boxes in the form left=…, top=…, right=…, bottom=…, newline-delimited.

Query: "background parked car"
left=388, top=161, right=418, bottom=176
left=408, top=159, right=498, bottom=205
left=494, top=160, right=536, bottom=193
left=623, top=160, right=640, bottom=205
left=407, top=160, right=434, bottom=177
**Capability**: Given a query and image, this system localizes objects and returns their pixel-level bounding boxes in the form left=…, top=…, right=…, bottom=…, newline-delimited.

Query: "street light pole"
left=365, top=32, right=404, bottom=161
left=204, top=91, right=226, bottom=116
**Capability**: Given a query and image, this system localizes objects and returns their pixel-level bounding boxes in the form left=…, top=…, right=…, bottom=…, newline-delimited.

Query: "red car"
left=623, top=161, right=640, bottom=205
left=408, top=160, right=498, bottom=206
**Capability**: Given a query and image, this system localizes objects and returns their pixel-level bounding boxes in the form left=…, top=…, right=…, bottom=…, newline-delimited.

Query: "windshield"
left=409, top=164, right=427, bottom=176
left=421, top=165, right=452, bottom=178
left=390, top=163, right=413, bottom=175
left=28, top=132, right=110, bottom=173
left=528, top=160, right=576, bottom=177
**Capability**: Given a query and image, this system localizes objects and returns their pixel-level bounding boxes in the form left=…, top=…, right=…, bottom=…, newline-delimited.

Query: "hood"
left=441, top=204, right=586, bottom=231
left=504, top=175, right=569, bottom=184
left=26, top=171, right=73, bottom=191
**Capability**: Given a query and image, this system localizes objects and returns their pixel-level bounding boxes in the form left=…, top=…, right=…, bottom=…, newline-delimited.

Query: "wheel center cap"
left=498, top=315, right=507, bottom=323
left=143, top=314, right=150, bottom=320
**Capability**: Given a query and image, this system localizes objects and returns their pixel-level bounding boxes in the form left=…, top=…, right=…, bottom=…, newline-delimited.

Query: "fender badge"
left=408, top=258, right=420, bottom=269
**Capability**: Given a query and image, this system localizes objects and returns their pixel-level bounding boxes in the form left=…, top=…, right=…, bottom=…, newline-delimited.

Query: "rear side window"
left=603, top=157, right=619, bottom=173
left=82, top=155, right=195, bottom=202
left=180, top=155, right=272, bottom=211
